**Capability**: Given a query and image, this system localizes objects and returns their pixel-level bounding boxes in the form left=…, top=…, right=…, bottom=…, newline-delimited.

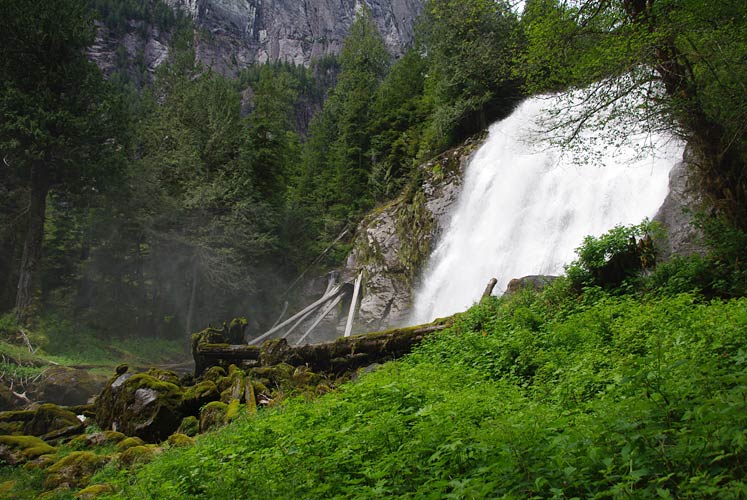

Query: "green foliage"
left=417, top=0, right=525, bottom=151
left=566, top=220, right=658, bottom=291
left=647, top=214, right=747, bottom=298
left=98, top=287, right=747, bottom=499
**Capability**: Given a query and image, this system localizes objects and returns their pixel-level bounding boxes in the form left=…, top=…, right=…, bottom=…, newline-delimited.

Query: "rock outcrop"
left=340, top=134, right=484, bottom=332
left=654, top=145, right=707, bottom=259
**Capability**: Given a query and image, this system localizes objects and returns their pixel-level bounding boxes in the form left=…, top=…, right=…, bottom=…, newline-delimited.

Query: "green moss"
left=0, top=421, right=24, bottom=435
left=75, top=483, right=114, bottom=498
left=0, top=435, right=56, bottom=465
left=167, top=433, right=195, bottom=448
left=0, top=409, right=35, bottom=423
left=199, top=401, right=227, bottom=432
left=176, top=416, right=199, bottom=437
left=116, top=436, right=145, bottom=451
left=118, top=445, right=159, bottom=467
left=127, top=373, right=182, bottom=393
left=145, top=369, right=181, bottom=385
left=224, top=399, right=240, bottom=423
left=201, top=366, right=226, bottom=383
left=183, top=380, right=219, bottom=412
left=24, top=403, right=83, bottom=438
left=44, top=451, right=107, bottom=490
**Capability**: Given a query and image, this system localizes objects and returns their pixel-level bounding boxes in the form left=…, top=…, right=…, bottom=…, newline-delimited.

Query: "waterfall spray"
left=411, top=93, right=684, bottom=324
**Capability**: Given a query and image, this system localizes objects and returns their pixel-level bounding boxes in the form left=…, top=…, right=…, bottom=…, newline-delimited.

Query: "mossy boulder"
left=70, top=430, right=126, bottom=449
left=116, top=436, right=145, bottom=451
left=43, top=451, right=108, bottom=490
left=22, top=453, right=57, bottom=471
left=31, top=367, right=107, bottom=406
left=177, top=415, right=199, bottom=437
left=118, top=444, right=160, bottom=467
left=0, top=435, right=56, bottom=464
left=95, top=372, right=185, bottom=443
left=76, top=483, right=114, bottom=498
left=182, top=380, right=220, bottom=413
left=167, top=433, right=195, bottom=447
left=201, top=366, right=227, bottom=383
left=145, top=368, right=181, bottom=386
left=199, top=401, right=228, bottom=432
left=25, top=403, right=84, bottom=441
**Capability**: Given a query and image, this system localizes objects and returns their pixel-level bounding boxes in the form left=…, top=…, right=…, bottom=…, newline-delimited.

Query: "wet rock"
left=340, top=136, right=482, bottom=333
left=31, top=367, right=107, bottom=407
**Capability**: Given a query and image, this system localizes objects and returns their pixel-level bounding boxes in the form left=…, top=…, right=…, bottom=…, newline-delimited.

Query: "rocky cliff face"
left=340, top=135, right=485, bottom=333
left=90, top=0, right=423, bottom=79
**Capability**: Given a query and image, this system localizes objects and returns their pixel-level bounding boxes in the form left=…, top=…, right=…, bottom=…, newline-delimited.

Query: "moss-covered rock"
left=31, top=367, right=107, bottom=407
left=22, top=453, right=57, bottom=470
left=43, top=451, right=107, bottom=490
left=224, top=399, right=240, bottom=423
left=70, top=430, right=126, bottom=449
left=95, top=372, right=185, bottom=443
left=199, top=401, right=228, bottom=432
left=76, top=483, right=114, bottom=498
left=118, top=444, right=160, bottom=467
left=167, top=433, right=195, bottom=447
left=182, top=380, right=220, bottom=413
left=25, top=403, right=84, bottom=441
left=201, top=366, right=227, bottom=383
left=145, top=368, right=181, bottom=386
left=176, top=415, right=199, bottom=437
left=0, top=420, right=24, bottom=435
left=0, top=435, right=57, bottom=464
left=116, top=436, right=145, bottom=451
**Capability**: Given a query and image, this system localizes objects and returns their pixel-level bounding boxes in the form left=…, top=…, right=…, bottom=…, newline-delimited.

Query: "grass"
left=95, top=283, right=747, bottom=499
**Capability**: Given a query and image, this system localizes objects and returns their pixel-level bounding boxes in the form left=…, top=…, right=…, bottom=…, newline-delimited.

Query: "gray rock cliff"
left=89, top=0, right=423, bottom=79
left=341, top=135, right=485, bottom=333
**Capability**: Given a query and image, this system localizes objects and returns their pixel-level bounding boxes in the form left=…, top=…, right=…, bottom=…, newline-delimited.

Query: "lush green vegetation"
left=89, top=268, right=747, bottom=497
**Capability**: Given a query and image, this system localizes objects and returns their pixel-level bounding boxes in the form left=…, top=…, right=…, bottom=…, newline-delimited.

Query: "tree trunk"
left=185, top=257, right=199, bottom=336
left=15, top=163, right=50, bottom=324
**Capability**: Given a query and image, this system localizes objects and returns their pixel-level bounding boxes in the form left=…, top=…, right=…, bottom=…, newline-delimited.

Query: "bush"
left=566, top=220, right=658, bottom=292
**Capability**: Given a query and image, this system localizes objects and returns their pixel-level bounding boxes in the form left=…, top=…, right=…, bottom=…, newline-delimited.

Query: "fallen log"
left=193, top=320, right=452, bottom=377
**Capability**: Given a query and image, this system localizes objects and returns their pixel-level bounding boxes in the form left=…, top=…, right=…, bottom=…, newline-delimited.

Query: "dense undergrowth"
left=89, top=276, right=747, bottom=498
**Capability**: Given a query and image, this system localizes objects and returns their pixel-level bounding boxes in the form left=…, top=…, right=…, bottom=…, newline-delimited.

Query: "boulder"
left=504, top=275, right=559, bottom=296
left=199, top=401, right=228, bottom=433
left=31, top=367, right=107, bottom=406
left=0, top=435, right=56, bottom=465
left=43, top=451, right=108, bottom=490
left=25, top=403, right=84, bottom=441
left=95, top=373, right=185, bottom=443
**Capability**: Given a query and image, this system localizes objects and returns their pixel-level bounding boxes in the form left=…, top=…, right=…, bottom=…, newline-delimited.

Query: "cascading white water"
left=411, top=93, right=685, bottom=324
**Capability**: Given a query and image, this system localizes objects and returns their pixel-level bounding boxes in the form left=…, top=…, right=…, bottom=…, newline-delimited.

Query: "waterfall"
left=411, top=93, right=684, bottom=324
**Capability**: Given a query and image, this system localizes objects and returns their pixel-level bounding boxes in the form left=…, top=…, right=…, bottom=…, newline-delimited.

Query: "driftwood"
left=193, top=321, right=451, bottom=377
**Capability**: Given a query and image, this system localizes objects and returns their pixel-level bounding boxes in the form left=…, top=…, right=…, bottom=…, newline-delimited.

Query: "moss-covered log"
left=194, top=320, right=451, bottom=377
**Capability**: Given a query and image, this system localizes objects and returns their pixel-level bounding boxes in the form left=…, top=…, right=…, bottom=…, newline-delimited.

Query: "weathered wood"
left=344, top=272, right=362, bottom=337
left=481, top=277, right=498, bottom=299
left=249, top=284, right=342, bottom=345
left=295, top=293, right=344, bottom=346
left=195, top=320, right=452, bottom=376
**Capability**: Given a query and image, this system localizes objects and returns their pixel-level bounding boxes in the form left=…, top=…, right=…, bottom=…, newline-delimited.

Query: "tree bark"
left=15, top=163, right=50, bottom=324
